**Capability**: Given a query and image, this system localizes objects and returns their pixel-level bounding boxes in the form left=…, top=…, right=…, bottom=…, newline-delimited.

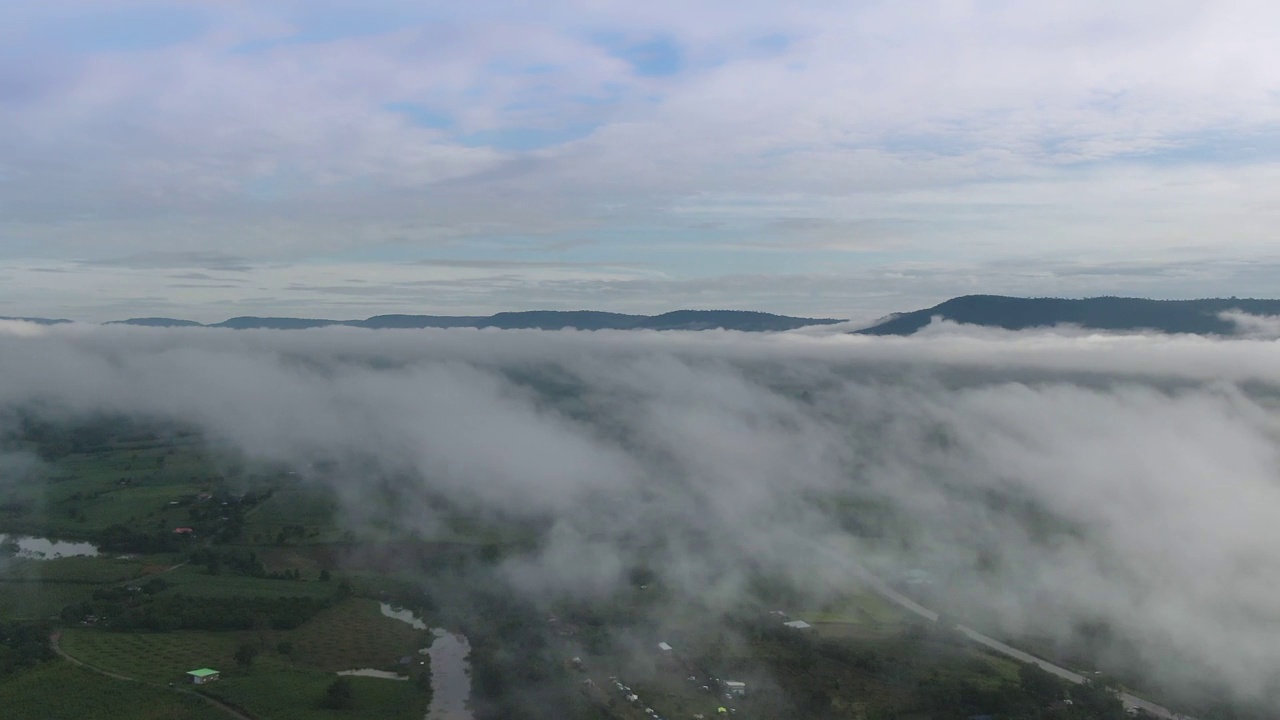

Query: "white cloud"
left=4, top=323, right=1280, bottom=709
left=2, top=1, right=1279, bottom=317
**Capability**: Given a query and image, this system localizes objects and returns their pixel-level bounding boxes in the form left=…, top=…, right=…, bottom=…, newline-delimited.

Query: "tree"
left=319, top=569, right=331, bottom=582
left=322, top=677, right=354, bottom=709
left=235, top=643, right=259, bottom=668
left=277, top=641, right=294, bottom=656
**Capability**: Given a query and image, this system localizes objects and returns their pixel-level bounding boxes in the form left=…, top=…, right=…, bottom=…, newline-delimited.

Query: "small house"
left=173, top=527, right=194, bottom=535
left=187, top=668, right=220, bottom=685
left=783, top=620, right=813, bottom=630
left=724, top=681, right=746, bottom=697
left=657, top=641, right=672, bottom=652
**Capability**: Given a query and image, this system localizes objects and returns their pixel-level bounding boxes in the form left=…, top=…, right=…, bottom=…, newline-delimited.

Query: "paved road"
left=50, top=631, right=253, bottom=720
left=838, top=559, right=1194, bottom=720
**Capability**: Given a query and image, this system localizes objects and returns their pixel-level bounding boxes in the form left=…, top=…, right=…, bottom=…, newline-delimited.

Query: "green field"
left=161, top=564, right=335, bottom=599
left=791, top=588, right=911, bottom=642
left=0, top=554, right=170, bottom=619
left=203, top=658, right=428, bottom=720
left=61, top=598, right=427, bottom=679
left=0, top=581, right=99, bottom=619
left=7, top=445, right=218, bottom=536
left=241, top=488, right=343, bottom=545
left=290, top=599, right=428, bottom=671
left=0, top=555, right=158, bottom=583
left=0, top=660, right=228, bottom=720
left=56, top=598, right=432, bottom=718
left=60, top=629, right=243, bottom=683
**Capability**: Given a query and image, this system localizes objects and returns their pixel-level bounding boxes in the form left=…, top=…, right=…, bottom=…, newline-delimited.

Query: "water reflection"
left=376, top=603, right=474, bottom=720
left=425, top=632, right=473, bottom=720
left=379, top=602, right=428, bottom=630
left=0, top=534, right=99, bottom=559
left=336, top=668, right=409, bottom=680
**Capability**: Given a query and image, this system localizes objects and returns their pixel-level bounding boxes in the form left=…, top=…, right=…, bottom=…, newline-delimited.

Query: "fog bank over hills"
left=101, top=310, right=843, bottom=332
left=3, top=320, right=1280, bottom=710
left=9, top=295, right=1280, bottom=336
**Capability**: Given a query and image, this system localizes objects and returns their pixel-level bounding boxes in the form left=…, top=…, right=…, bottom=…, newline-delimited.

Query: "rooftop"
left=187, top=668, right=219, bottom=677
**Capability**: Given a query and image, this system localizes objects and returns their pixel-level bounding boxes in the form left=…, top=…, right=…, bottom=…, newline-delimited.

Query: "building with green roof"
left=186, top=668, right=220, bottom=684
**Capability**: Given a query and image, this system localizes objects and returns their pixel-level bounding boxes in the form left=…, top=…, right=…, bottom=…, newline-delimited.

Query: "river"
left=378, top=603, right=475, bottom=720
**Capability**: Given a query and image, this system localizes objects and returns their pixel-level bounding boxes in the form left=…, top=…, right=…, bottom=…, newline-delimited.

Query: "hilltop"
left=857, top=295, right=1280, bottom=336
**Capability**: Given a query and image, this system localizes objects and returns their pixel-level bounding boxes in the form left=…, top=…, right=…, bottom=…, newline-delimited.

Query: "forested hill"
left=858, top=295, right=1280, bottom=336
left=75, top=310, right=841, bottom=331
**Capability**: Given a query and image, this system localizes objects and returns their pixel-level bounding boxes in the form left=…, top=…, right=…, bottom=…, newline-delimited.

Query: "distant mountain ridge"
left=103, top=317, right=203, bottom=327
left=858, top=295, right=1280, bottom=336
left=12, top=297, right=1279, bottom=335
left=0, top=316, right=71, bottom=325
left=88, top=310, right=842, bottom=332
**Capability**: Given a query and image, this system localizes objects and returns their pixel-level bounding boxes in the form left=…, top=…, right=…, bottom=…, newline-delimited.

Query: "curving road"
left=838, top=560, right=1194, bottom=720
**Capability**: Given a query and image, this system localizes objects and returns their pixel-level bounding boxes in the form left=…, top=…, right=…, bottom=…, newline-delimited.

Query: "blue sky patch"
left=458, top=124, right=601, bottom=151
left=596, top=34, right=684, bottom=77
left=36, top=6, right=208, bottom=52
left=385, top=102, right=454, bottom=130
left=752, top=33, right=792, bottom=55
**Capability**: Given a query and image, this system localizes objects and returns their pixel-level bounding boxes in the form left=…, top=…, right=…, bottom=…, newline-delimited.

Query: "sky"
left=5, top=318, right=1280, bottom=712
left=2, top=0, right=1280, bottom=322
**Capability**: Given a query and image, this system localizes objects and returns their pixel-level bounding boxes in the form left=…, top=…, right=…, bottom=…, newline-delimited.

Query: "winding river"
left=378, top=603, right=475, bottom=720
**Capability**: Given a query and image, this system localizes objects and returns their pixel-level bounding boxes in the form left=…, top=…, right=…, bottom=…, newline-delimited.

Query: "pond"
left=0, top=534, right=99, bottom=559
left=379, top=602, right=428, bottom=630
left=336, top=668, right=409, bottom=680
left=377, top=603, right=474, bottom=720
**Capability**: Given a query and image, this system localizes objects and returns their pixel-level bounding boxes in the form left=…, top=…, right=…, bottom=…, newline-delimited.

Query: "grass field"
left=60, top=628, right=244, bottom=683
left=798, top=589, right=907, bottom=626
left=202, top=657, right=428, bottom=720
left=0, top=555, right=157, bottom=583
left=0, top=554, right=168, bottom=618
left=242, top=488, right=343, bottom=545
left=0, top=581, right=99, bottom=618
left=59, top=598, right=432, bottom=717
left=290, top=599, right=429, bottom=672
left=0, top=660, right=228, bottom=720
left=0, top=437, right=289, bottom=539
left=162, top=564, right=335, bottom=599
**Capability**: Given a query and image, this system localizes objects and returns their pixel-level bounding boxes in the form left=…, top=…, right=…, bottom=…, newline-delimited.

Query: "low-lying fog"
left=3, top=317, right=1280, bottom=707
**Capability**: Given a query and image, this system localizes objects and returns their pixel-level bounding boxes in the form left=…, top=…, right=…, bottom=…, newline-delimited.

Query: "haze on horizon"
left=4, top=1, right=1280, bottom=322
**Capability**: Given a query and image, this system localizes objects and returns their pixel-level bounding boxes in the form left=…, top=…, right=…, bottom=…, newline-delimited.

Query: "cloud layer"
left=3, top=321, right=1280, bottom=710
left=4, top=1, right=1280, bottom=319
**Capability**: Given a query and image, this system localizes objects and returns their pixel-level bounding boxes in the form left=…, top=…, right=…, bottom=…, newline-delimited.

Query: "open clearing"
left=0, top=659, right=228, bottom=720
left=290, top=598, right=428, bottom=672
left=57, top=598, right=431, bottom=718
left=202, top=658, right=428, bottom=720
